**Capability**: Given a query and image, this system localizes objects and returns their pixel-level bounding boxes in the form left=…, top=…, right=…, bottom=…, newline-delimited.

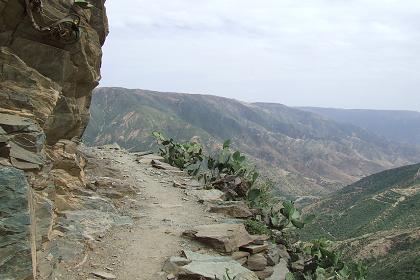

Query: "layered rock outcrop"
left=1, top=0, right=107, bottom=142
left=0, top=0, right=108, bottom=279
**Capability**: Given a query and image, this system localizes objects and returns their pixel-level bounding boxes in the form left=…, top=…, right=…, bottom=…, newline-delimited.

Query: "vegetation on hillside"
left=153, top=132, right=368, bottom=280
left=302, top=163, right=420, bottom=280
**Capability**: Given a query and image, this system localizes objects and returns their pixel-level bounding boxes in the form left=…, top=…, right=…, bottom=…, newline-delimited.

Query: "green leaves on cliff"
left=286, top=238, right=368, bottom=280
left=74, top=0, right=93, bottom=8
left=153, top=132, right=259, bottom=199
left=152, top=131, right=203, bottom=175
left=269, top=201, right=309, bottom=230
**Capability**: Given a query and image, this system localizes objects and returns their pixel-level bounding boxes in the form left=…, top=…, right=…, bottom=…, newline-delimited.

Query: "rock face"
left=0, top=0, right=108, bottom=279
left=0, top=167, right=34, bottom=280
left=0, top=0, right=108, bottom=143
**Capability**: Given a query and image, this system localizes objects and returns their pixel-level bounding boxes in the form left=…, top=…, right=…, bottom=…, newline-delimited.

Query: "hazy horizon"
left=100, top=1, right=420, bottom=111
left=96, top=86, right=420, bottom=113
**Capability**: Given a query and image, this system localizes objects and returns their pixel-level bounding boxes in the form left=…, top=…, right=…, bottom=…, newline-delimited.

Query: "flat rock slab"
left=187, top=189, right=225, bottom=203
left=9, top=142, right=44, bottom=165
left=92, top=270, right=117, bottom=279
left=151, top=159, right=181, bottom=171
left=240, top=243, right=270, bottom=254
left=209, top=201, right=252, bottom=218
left=179, top=251, right=258, bottom=280
left=0, top=113, right=39, bottom=132
left=184, top=223, right=254, bottom=253
left=182, top=250, right=232, bottom=262
left=136, top=154, right=165, bottom=164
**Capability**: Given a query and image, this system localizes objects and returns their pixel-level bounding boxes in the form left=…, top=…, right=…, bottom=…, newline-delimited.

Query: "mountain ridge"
left=299, top=107, right=420, bottom=146
left=84, top=87, right=420, bottom=197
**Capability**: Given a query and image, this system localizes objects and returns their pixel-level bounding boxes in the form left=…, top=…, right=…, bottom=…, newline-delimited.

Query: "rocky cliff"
left=0, top=0, right=108, bottom=279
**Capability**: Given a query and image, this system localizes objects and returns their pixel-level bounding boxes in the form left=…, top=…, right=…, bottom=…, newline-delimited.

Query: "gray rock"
left=0, top=113, right=42, bottom=133
left=277, top=244, right=290, bottom=259
left=178, top=251, right=259, bottom=280
left=58, top=210, right=133, bottom=238
left=0, top=167, right=34, bottom=280
left=266, top=244, right=281, bottom=266
left=182, top=250, right=232, bottom=262
left=267, top=259, right=289, bottom=280
left=9, top=141, right=44, bottom=165
left=33, top=194, right=54, bottom=247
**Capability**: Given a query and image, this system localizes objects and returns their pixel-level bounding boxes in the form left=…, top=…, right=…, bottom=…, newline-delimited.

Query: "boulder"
left=184, top=223, right=254, bottom=253
left=267, top=259, right=289, bottom=280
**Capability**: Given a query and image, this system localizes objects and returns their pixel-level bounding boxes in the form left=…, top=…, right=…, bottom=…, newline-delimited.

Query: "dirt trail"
left=74, top=148, right=225, bottom=280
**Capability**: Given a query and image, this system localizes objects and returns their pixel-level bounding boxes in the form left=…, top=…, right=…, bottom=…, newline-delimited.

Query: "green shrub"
left=245, top=219, right=271, bottom=235
left=154, top=133, right=258, bottom=199
left=247, top=180, right=274, bottom=210
left=286, top=238, right=368, bottom=280
left=152, top=131, right=203, bottom=175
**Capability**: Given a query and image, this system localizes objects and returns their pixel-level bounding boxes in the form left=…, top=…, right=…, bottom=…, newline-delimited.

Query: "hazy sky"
left=100, top=0, right=420, bottom=111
